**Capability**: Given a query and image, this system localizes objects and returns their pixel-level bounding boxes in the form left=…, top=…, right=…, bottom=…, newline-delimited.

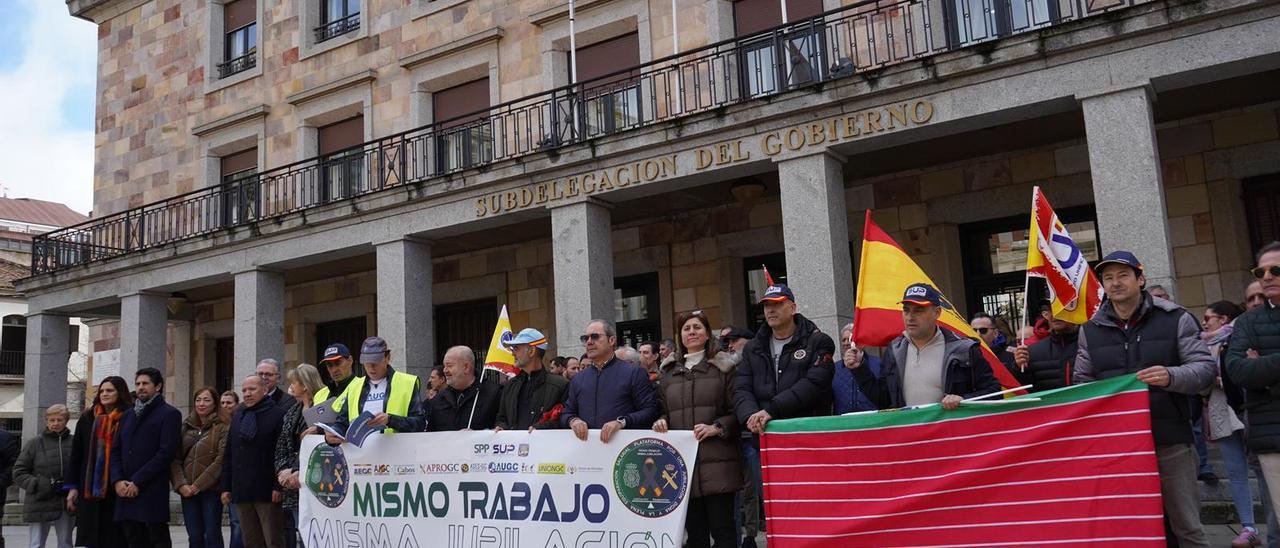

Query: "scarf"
left=82, top=405, right=123, bottom=501
left=134, top=395, right=154, bottom=416
left=238, top=399, right=272, bottom=441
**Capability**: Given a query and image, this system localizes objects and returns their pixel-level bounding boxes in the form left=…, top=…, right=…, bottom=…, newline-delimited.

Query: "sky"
left=0, top=1, right=98, bottom=215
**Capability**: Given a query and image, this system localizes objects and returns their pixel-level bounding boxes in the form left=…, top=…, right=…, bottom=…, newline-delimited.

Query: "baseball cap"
left=504, top=328, right=549, bottom=350
left=1094, top=251, right=1143, bottom=275
left=758, top=284, right=796, bottom=304
left=359, top=336, right=389, bottom=364
left=899, top=283, right=944, bottom=307
left=319, top=343, right=350, bottom=363
left=722, top=327, right=754, bottom=340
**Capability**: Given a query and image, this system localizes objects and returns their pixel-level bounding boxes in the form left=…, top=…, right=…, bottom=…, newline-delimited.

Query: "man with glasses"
left=257, top=358, right=295, bottom=409
left=971, top=312, right=1017, bottom=374
left=562, top=319, right=660, bottom=443
left=1228, top=242, right=1280, bottom=534
left=1075, top=251, right=1215, bottom=547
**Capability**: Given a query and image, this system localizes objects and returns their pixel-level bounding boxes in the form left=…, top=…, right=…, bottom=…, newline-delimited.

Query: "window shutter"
left=224, top=0, right=256, bottom=30
left=432, top=78, right=491, bottom=129
left=318, top=117, right=364, bottom=156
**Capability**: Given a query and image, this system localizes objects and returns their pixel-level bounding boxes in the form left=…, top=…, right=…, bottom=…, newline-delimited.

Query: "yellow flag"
left=483, top=305, right=519, bottom=377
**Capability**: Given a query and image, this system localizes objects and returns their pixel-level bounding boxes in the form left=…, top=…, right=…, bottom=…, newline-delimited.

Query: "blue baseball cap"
left=1094, top=251, right=1143, bottom=275
left=359, top=336, right=389, bottom=364
left=504, top=328, right=549, bottom=350
left=758, top=284, right=796, bottom=304
left=899, top=283, right=944, bottom=307
left=319, top=343, right=350, bottom=363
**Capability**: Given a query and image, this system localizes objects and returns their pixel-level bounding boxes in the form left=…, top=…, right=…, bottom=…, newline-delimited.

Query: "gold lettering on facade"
left=762, top=133, right=782, bottom=155
left=912, top=100, right=934, bottom=124
left=865, top=111, right=883, bottom=132
left=887, top=104, right=908, bottom=129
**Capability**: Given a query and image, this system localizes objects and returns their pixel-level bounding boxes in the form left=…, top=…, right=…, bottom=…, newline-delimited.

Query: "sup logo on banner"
left=305, top=444, right=349, bottom=508
left=613, top=437, right=689, bottom=518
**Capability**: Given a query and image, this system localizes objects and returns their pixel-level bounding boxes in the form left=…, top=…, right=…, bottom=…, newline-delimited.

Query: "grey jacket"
left=1073, top=296, right=1216, bottom=394
left=13, top=429, right=72, bottom=523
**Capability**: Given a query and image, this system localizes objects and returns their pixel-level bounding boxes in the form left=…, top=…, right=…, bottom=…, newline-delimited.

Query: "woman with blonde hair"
left=274, top=363, right=326, bottom=548
left=172, top=387, right=229, bottom=548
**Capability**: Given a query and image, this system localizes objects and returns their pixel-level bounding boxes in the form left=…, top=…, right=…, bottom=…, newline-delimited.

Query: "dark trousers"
left=283, top=506, right=298, bottom=548
left=122, top=520, right=172, bottom=548
left=686, top=492, right=738, bottom=548
left=181, top=491, right=225, bottom=548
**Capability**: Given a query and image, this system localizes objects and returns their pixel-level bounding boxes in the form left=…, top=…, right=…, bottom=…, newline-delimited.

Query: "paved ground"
left=0, top=524, right=1264, bottom=546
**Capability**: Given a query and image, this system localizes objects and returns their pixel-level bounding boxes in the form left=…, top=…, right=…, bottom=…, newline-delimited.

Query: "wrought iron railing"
left=315, top=12, right=361, bottom=43
left=217, top=51, right=257, bottom=79
left=0, top=350, right=23, bottom=376
left=31, top=0, right=1141, bottom=275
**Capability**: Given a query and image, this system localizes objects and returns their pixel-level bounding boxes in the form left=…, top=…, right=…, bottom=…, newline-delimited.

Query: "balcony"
left=217, top=51, right=257, bottom=79
left=315, top=12, right=360, bottom=44
left=31, top=0, right=1143, bottom=276
left=0, top=350, right=23, bottom=377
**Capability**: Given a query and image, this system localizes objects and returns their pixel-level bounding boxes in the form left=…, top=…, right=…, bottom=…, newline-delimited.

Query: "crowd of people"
left=4, top=243, right=1280, bottom=547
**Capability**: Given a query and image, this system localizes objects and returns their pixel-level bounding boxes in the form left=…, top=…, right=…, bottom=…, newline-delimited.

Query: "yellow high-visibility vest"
left=342, top=371, right=417, bottom=433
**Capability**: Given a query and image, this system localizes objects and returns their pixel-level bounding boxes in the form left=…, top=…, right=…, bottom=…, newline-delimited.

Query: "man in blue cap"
left=850, top=282, right=998, bottom=410
left=1074, top=251, right=1215, bottom=547
left=494, top=328, right=569, bottom=431
left=314, top=342, right=358, bottom=405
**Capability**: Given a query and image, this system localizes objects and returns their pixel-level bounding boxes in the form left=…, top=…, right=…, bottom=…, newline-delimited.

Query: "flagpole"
left=1019, top=187, right=1038, bottom=354
left=467, top=366, right=485, bottom=429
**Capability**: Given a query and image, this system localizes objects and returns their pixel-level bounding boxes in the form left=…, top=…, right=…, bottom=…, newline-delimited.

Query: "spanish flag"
left=1027, top=187, right=1102, bottom=324
left=853, top=211, right=1024, bottom=391
left=483, top=305, right=520, bottom=378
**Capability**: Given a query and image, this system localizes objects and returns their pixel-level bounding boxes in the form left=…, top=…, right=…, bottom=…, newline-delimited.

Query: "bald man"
left=426, top=346, right=503, bottom=431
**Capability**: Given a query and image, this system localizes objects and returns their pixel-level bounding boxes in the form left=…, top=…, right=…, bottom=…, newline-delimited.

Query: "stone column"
left=24, top=313, right=69, bottom=441
left=1079, top=84, right=1178, bottom=295
left=376, top=238, right=433, bottom=378
left=170, top=322, right=193, bottom=413
left=551, top=200, right=614, bottom=357
left=777, top=151, right=855, bottom=339
left=234, top=268, right=285, bottom=384
left=119, top=291, right=168, bottom=381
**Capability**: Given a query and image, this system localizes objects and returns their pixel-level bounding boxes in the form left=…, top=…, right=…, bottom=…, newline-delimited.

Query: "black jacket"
left=220, top=396, right=286, bottom=503
left=0, top=429, right=18, bottom=491
left=1075, top=292, right=1215, bottom=446
left=732, top=313, right=835, bottom=426
left=855, top=328, right=1000, bottom=409
left=1226, top=302, right=1280, bottom=453
left=1015, top=331, right=1078, bottom=392
left=495, top=369, right=568, bottom=430
left=427, top=376, right=502, bottom=431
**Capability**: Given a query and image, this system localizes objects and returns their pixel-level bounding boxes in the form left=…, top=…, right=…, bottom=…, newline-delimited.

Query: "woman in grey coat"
left=13, top=405, right=74, bottom=548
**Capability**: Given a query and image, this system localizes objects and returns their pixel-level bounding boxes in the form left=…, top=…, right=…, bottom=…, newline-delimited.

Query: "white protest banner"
left=299, top=430, right=700, bottom=548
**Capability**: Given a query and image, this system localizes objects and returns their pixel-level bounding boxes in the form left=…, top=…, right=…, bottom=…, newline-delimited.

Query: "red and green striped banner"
left=760, top=375, right=1163, bottom=547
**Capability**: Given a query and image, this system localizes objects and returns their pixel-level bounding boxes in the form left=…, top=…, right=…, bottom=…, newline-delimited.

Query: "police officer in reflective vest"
left=323, top=336, right=427, bottom=442
left=314, top=342, right=359, bottom=409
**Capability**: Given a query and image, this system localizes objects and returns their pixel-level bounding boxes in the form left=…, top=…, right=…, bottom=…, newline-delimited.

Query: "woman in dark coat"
left=653, top=310, right=743, bottom=548
left=275, top=364, right=326, bottom=548
left=65, top=376, right=132, bottom=548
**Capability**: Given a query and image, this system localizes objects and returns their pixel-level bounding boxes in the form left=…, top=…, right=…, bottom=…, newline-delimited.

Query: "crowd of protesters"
left=4, top=242, right=1280, bottom=547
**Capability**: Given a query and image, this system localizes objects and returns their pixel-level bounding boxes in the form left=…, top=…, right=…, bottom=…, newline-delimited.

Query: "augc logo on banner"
left=613, top=438, right=689, bottom=518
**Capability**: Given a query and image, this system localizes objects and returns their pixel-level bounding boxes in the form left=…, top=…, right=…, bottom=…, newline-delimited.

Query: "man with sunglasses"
left=971, top=312, right=1017, bottom=375
left=1227, top=242, right=1280, bottom=534
left=561, top=319, right=660, bottom=443
left=1074, top=250, right=1215, bottom=547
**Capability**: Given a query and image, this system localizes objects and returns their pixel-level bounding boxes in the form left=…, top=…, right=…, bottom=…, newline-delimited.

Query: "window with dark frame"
left=218, top=0, right=257, bottom=79
left=732, top=0, right=825, bottom=98
left=0, top=314, right=25, bottom=376
left=572, top=33, right=643, bottom=137
left=1244, top=174, right=1280, bottom=253
left=317, top=0, right=361, bottom=43
left=219, top=148, right=258, bottom=227
left=433, top=78, right=493, bottom=173
left=435, top=298, right=498, bottom=366
left=317, top=117, right=365, bottom=204
left=615, top=273, right=661, bottom=350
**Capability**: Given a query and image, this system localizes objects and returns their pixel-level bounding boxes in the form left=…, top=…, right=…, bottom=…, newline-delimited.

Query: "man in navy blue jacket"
left=832, top=322, right=881, bottom=414
left=111, top=367, right=182, bottom=548
left=561, top=319, right=660, bottom=442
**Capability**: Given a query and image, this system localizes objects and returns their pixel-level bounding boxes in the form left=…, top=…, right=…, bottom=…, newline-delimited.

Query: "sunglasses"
left=579, top=333, right=605, bottom=343
left=1251, top=265, right=1280, bottom=279
left=974, top=327, right=992, bottom=334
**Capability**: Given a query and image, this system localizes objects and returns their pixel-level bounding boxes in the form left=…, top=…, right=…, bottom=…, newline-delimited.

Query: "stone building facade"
left=21, top=0, right=1280, bottom=438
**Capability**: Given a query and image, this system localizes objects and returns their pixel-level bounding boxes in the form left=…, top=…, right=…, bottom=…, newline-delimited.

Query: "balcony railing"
left=315, top=12, right=360, bottom=43
left=31, top=0, right=1141, bottom=276
left=0, top=350, right=23, bottom=376
left=217, top=51, right=257, bottom=79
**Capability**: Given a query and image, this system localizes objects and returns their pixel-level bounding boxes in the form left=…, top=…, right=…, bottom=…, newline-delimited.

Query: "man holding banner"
left=1074, top=251, right=1216, bottom=547
left=562, top=319, right=660, bottom=442
left=494, top=328, right=567, bottom=431
left=426, top=346, right=502, bottom=431
left=325, top=337, right=425, bottom=442
left=850, top=283, right=999, bottom=410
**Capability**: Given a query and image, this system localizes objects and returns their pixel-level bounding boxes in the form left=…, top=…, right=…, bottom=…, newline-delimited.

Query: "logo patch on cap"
left=905, top=286, right=928, bottom=298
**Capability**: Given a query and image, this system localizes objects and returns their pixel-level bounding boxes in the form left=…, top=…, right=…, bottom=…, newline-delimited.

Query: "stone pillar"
left=1079, top=84, right=1177, bottom=295
left=551, top=200, right=614, bottom=357
left=24, top=313, right=68, bottom=441
left=777, top=152, right=855, bottom=339
left=234, top=268, right=285, bottom=385
left=170, top=322, right=193, bottom=413
left=119, top=291, right=168, bottom=382
left=376, top=238, right=433, bottom=378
